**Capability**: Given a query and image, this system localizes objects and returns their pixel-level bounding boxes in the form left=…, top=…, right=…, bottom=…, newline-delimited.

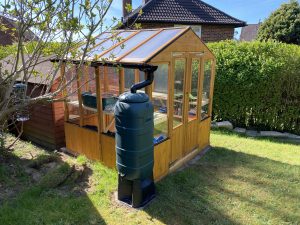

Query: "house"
left=121, top=0, right=246, bottom=42
left=0, top=15, right=37, bottom=46
left=2, top=55, right=65, bottom=149
left=240, top=23, right=261, bottom=41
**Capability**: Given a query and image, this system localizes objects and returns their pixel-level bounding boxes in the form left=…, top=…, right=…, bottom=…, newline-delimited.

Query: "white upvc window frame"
left=174, top=24, right=202, bottom=38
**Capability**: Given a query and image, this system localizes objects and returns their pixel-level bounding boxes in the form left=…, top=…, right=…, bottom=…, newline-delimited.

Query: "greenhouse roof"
left=80, top=27, right=190, bottom=65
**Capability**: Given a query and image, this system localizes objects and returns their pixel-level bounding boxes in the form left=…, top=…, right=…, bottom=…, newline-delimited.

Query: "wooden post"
left=134, top=69, right=140, bottom=83
left=195, top=58, right=202, bottom=120
left=167, top=61, right=173, bottom=140
left=145, top=72, right=153, bottom=100
left=103, top=66, right=109, bottom=92
left=119, top=68, right=125, bottom=95
left=208, top=59, right=216, bottom=117
left=60, top=62, right=69, bottom=122
left=84, top=64, right=89, bottom=92
left=168, top=58, right=176, bottom=163
left=95, top=66, right=103, bottom=133
left=182, top=56, right=190, bottom=157
left=183, top=56, right=191, bottom=125
left=198, top=58, right=205, bottom=121
left=76, top=64, right=84, bottom=127
left=95, top=66, right=103, bottom=161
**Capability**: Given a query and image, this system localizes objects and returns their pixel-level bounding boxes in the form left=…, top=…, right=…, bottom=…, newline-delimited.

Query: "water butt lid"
left=119, top=92, right=149, bottom=103
left=13, top=83, right=27, bottom=89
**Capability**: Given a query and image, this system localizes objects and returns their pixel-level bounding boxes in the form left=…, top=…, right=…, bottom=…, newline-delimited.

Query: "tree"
left=257, top=0, right=300, bottom=45
left=0, top=0, right=125, bottom=147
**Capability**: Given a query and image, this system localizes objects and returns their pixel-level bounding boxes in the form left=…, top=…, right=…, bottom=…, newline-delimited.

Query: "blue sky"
left=107, top=0, right=297, bottom=25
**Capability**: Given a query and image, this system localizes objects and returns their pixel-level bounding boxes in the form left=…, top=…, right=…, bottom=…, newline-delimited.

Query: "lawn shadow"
left=143, top=147, right=300, bottom=225
left=0, top=148, right=106, bottom=225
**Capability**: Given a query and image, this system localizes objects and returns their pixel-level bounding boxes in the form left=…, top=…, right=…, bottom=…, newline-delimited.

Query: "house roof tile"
left=123, top=0, right=246, bottom=27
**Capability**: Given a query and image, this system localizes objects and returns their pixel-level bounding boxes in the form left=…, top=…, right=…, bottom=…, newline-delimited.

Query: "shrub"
left=208, top=40, right=300, bottom=134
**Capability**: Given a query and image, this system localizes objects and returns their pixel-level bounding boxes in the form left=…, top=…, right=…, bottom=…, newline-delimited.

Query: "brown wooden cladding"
left=153, top=139, right=171, bottom=181
left=171, top=126, right=184, bottom=163
left=64, top=120, right=210, bottom=181
left=20, top=83, right=66, bottom=150
left=185, top=120, right=200, bottom=155
left=65, top=123, right=100, bottom=160
left=65, top=122, right=173, bottom=181
left=199, top=118, right=211, bottom=150
left=101, top=134, right=116, bottom=169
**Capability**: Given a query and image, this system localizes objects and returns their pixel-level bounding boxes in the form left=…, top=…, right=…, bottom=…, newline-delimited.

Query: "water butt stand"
left=114, top=67, right=157, bottom=208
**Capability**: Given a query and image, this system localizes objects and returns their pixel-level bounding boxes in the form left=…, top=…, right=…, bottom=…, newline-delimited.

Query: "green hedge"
left=208, top=41, right=300, bottom=135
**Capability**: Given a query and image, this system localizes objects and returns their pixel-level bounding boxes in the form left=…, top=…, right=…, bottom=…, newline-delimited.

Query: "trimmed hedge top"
left=208, top=41, right=300, bottom=135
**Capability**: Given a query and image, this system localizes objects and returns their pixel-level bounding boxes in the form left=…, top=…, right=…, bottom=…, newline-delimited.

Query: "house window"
left=175, top=24, right=202, bottom=37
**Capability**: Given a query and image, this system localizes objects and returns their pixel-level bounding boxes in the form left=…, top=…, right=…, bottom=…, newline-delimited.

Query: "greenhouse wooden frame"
left=58, top=27, right=216, bottom=181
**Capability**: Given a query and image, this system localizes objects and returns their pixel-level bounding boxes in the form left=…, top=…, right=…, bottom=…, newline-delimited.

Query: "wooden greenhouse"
left=59, top=27, right=215, bottom=181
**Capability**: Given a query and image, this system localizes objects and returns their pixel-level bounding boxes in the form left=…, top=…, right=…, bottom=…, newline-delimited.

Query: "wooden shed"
left=60, top=27, right=215, bottom=181
left=22, top=81, right=65, bottom=149
left=2, top=55, right=65, bottom=149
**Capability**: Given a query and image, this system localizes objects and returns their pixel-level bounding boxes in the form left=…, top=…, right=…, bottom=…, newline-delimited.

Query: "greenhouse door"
left=171, top=54, right=202, bottom=163
left=184, top=55, right=202, bottom=155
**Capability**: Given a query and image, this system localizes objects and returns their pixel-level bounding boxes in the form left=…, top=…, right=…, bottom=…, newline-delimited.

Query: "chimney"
left=123, top=0, right=132, bottom=18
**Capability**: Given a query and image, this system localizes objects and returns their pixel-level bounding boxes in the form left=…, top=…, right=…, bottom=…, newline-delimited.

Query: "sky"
left=107, top=0, right=297, bottom=25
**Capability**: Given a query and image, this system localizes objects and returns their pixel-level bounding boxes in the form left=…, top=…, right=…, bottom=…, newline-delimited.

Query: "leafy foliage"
left=0, top=42, right=64, bottom=60
left=257, top=0, right=300, bottom=45
left=208, top=41, right=300, bottom=134
left=0, top=45, right=16, bottom=60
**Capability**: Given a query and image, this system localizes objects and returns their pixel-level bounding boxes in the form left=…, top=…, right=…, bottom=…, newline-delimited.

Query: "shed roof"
left=0, top=15, right=38, bottom=45
left=122, top=0, right=246, bottom=27
left=1, top=54, right=59, bottom=85
left=73, top=27, right=204, bottom=65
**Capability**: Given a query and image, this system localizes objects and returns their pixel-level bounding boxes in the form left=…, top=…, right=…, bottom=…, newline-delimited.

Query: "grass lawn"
left=0, top=130, right=299, bottom=225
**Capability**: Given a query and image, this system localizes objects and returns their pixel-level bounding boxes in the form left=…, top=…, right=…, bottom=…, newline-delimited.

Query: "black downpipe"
left=130, top=66, right=158, bottom=93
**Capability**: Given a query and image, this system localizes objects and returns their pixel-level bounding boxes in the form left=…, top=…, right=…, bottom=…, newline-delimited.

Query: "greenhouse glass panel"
left=100, top=30, right=157, bottom=60
left=94, top=32, right=114, bottom=46
left=173, top=59, right=186, bottom=127
left=117, top=31, right=136, bottom=40
left=153, top=64, right=169, bottom=143
left=121, top=28, right=183, bottom=62
left=188, top=59, right=200, bottom=121
left=82, top=31, right=118, bottom=57
left=124, top=68, right=135, bottom=91
left=201, top=60, right=212, bottom=120
left=88, top=31, right=135, bottom=57
left=136, top=70, right=146, bottom=93
left=153, top=64, right=168, bottom=94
